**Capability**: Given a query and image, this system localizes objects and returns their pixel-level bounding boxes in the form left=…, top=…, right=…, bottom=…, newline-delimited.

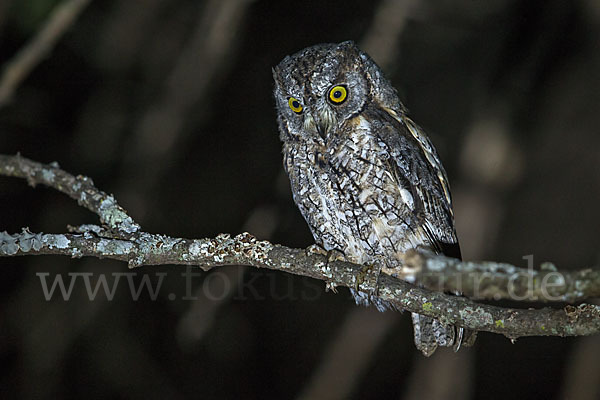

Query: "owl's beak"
left=315, top=119, right=327, bottom=141
left=303, top=107, right=336, bottom=141
left=303, top=112, right=326, bottom=141
left=308, top=112, right=329, bottom=141
left=315, top=108, right=336, bottom=140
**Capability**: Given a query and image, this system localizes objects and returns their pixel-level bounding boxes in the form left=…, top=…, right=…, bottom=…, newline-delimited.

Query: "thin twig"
left=0, top=0, right=92, bottom=107
left=0, top=154, right=139, bottom=233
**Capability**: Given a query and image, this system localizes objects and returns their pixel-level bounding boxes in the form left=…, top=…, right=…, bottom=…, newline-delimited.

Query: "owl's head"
left=273, top=41, right=402, bottom=143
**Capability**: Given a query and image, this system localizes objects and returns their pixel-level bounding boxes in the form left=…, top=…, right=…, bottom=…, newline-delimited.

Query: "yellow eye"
left=288, top=97, right=303, bottom=113
left=328, top=85, right=347, bottom=104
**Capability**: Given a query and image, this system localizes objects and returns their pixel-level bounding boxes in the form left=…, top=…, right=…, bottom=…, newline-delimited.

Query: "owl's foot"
left=306, top=245, right=347, bottom=293
left=350, top=264, right=394, bottom=312
left=373, top=263, right=384, bottom=297
left=325, top=281, right=338, bottom=293
left=326, top=248, right=347, bottom=263
left=305, top=243, right=328, bottom=257
left=306, top=244, right=347, bottom=264
left=354, top=263, right=374, bottom=292
left=412, top=313, right=478, bottom=356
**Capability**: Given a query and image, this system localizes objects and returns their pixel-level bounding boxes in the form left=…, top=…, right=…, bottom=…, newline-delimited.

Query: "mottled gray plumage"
left=273, top=41, right=475, bottom=356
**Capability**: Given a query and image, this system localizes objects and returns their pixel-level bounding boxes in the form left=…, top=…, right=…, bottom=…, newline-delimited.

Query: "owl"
left=272, top=41, right=476, bottom=356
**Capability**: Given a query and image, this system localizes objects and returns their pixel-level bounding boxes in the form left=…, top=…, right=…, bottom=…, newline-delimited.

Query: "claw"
left=305, top=243, right=328, bottom=257
left=453, top=327, right=464, bottom=352
left=325, top=281, right=338, bottom=293
left=306, top=244, right=347, bottom=265
left=306, top=245, right=349, bottom=295
left=326, top=248, right=346, bottom=263
left=354, top=263, right=374, bottom=292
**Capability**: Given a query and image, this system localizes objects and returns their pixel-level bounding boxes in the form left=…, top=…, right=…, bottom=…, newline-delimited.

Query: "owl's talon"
left=306, top=244, right=328, bottom=257
left=373, top=263, right=384, bottom=297
left=306, top=245, right=347, bottom=264
left=354, top=263, right=374, bottom=292
left=326, top=248, right=346, bottom=263
left=325, top=281, right=338, bottom=293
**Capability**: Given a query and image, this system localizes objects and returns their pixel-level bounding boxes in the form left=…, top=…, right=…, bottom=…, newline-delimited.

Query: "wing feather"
left=370, top=106, right=459, bottom=255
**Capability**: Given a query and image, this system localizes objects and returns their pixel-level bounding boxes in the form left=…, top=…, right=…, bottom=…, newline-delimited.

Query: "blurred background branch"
left=0, top=0, right=91, bottom=107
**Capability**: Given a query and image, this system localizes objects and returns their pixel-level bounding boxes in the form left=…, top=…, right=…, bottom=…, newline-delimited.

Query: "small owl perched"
left=272, top=41, right=475, bottom=356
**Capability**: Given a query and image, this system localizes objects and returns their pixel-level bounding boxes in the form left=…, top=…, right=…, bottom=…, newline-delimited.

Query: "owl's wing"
left=372, top=107, right=476, bottom=356
left=373, top=107, right=461, bottom=259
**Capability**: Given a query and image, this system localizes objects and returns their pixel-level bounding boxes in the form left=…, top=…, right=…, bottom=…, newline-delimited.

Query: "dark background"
left=1, top=0, right=600, bottom=399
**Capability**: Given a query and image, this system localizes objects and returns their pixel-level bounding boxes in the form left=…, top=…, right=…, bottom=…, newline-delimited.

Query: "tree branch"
left=0, top=153, right=139, bottom=233
left=1, top=153, right=600, bottom=339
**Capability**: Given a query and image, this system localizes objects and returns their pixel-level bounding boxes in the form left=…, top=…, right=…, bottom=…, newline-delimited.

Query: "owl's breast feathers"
left=283, top=104, right=460, bottom=268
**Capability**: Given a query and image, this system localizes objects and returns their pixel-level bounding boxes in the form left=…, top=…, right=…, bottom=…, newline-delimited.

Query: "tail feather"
left=349, top=288, right=477, bottom=356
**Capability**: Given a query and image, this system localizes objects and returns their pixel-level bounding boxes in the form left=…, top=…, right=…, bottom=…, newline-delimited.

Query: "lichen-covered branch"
left=0, top=154, right=139, bottom=233
left=1, top=229, right=600, bottom=339
left=1, top=153, right=600, bottom=339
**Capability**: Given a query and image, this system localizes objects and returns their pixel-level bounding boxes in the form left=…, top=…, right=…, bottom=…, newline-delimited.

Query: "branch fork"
left=2, top=154, right=600, bottom=339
